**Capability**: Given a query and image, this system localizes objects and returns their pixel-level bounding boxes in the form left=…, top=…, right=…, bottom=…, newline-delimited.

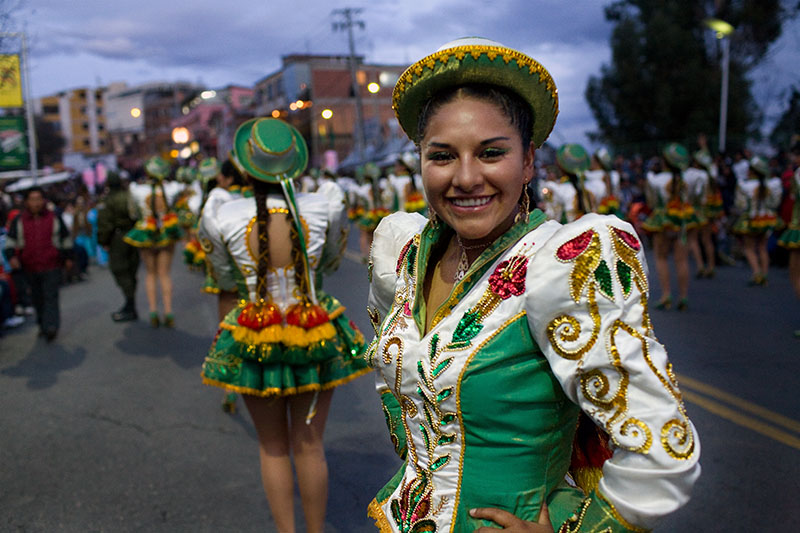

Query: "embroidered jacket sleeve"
left=367, top=212, right=428, bottom=459
left=317, top=181, right=348, bottom=275
left=526, top=214, right=700, bottom=531
left=198, top=205, right=235, bottom=293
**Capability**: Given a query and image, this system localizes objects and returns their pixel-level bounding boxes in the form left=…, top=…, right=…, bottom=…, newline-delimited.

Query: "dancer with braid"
left=124, top=156, right=183, bottom=327
left=199, top=118, right=369, bottom=532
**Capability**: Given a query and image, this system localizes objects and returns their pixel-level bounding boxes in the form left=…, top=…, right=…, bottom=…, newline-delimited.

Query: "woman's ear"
left=523, top=143, right=536, bottom=182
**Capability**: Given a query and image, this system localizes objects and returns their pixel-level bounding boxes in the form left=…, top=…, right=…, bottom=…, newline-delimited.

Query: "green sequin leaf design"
left=594, top=259, right=614, bottom=300
left=430, top=455, right=450, bottom=472
left=617, top=260, right=632, bottom=297
left=436, top=387, right=453, bottom=403
left=432, top=357, right=452, bottom=379
left=437, top=433, right=456, bottom=446
left=407, top=242, right=418, bottom=277
left=440, top=413, right=456, bottom=426
left=428, top=333, right=439, bottom=362
left=410, top=520, right=437, bottom=533
left=449, top=309, right=483, bottom=349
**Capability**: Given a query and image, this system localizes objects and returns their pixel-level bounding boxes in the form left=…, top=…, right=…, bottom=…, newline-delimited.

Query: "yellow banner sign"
left=0, top=55, right=23, bottom=108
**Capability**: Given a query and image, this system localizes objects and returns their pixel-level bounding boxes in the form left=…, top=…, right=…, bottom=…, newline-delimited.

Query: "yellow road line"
left=677, top=373, right=800, bottom=434
left=681, top=390, right=800, bottom=451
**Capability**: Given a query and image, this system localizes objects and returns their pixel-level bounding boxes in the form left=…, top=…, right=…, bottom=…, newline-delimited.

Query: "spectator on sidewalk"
left=3, top=187, right=73, bottom=342
left=98, top=172, right=140, bottom=322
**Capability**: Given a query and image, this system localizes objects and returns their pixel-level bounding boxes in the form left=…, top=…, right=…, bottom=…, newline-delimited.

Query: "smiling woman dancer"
left=366, top=38, right=700, bottom=532
left=199, top=118, right=369, bottom=532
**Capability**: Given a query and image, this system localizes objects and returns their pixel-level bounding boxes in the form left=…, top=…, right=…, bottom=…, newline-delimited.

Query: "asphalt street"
left=1, top=230, right=798, bottom=532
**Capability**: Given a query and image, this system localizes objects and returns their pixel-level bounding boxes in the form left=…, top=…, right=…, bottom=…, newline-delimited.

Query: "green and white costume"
left=366, top=211, right=700, bottom=532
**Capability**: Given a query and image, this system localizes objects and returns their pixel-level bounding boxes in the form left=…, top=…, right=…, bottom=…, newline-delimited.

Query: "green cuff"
left=558, top=490, right=650, bottom=533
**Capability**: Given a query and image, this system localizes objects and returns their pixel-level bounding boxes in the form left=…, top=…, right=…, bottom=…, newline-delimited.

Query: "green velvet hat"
left=662, top=143, right=690, bottom=171
left=176, top=166, right=198, bottom=183
left=198, top=157, right=221, bottom=182
left=748, top=155, right=769, bottom=177
left=392, top=37, right=558, bottom=147
left=363, top=162, right=381, bottom=180
left=233, top=118, right=309, bottom=183
left=145, top=156, right=171, bottom=180
left=556, top=143, right=590, bottom=176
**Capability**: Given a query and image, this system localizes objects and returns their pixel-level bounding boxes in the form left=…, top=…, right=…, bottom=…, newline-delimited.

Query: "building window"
left=82, top=123, right=89, bottom=130
left=43, top=105, right=58, bottom=114
left=83, top=139, right=90, bottom=146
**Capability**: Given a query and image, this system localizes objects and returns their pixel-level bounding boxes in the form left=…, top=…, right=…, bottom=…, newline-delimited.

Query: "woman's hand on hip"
left=471, top=503, right=554, bottom=532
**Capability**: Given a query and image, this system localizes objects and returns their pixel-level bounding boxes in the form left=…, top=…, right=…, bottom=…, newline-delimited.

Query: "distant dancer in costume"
left=585, top=147, right=624, bottom=218
left=199, top=118, right=369, bottom=532
left=540, top=143, right=596, bottom=223
left=732, top=155, right=782, bottom=287
left=124, top=156, right=184, bottom=327
left=642, top=143, right=699, bottom=310
left=778, top=143, right=800, bottom=337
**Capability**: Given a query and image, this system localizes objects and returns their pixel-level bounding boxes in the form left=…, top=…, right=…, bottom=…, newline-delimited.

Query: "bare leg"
left=741, top=235, right=760, bottom=280
left=652, top=233, right=671, bottom=303
left=155, top=245, right=174, bottom=314
left=359, top=229, right=373, bottom=260
left=757, top=234, right=770, bottom=282
left=673, top=238, right=690, bottom=301
left=243, top=394, right=295, bottom=533
left=701, top=223, right=716, bottom=273
left=790, top=250, right=800, bottom=299
left=687, top=228, right=704, bottom=274
left=140, top=249, right=158, bottom=313
left=289, top=390, right=334, bottom=533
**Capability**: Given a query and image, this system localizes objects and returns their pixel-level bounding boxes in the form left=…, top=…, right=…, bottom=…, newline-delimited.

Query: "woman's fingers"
left=470, top=507, right=517, bottom=529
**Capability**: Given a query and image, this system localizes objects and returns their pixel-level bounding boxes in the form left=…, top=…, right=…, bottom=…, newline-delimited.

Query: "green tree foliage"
left=770, top=88, right=800, bottom=149
left=586, top=0, right=790, bottom=154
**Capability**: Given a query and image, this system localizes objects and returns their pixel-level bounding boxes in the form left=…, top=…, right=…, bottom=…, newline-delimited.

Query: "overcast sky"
left=6, top=0, right=800, bottom=148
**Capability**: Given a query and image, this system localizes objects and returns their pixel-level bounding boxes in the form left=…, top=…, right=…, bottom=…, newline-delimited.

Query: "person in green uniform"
left=98, top=172, right=140, bottom=322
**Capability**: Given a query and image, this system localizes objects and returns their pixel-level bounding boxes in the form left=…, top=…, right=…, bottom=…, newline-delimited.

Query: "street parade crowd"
left=0, top=38, right=799, bottom=532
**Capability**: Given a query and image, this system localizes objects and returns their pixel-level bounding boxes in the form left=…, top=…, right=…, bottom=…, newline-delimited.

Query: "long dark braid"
left=252, top=181, right=272, bottom=303
left=755, top=174, right=767, bottom=212
left=290, top=218, right=310, bottom=299
left=569, top=173, right=588, bottom=215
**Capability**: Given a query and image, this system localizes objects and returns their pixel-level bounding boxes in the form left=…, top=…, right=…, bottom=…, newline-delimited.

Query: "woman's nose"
left=452, top=158, right=483, bottom=191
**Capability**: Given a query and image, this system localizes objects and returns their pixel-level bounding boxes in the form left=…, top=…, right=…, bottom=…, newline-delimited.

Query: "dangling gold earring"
left=515, top=185, right=530, bottom=224
left=429, top=209, right=439, bottom=227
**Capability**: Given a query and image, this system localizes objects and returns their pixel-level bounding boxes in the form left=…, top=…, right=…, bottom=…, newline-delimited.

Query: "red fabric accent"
left=286, top=303, right=330, bottom=329
left=19, top=210, right=61, bottom=273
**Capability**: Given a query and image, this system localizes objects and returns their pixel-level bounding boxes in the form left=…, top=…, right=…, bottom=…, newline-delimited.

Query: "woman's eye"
left=481, top=148, right=508, bottom=159
left=426, top=151, right=452, bottom=162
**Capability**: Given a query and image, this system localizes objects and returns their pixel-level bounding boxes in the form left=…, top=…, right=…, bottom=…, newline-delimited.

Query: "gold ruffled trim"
left=367, top=498, right=393, bottom=532
left=202, top=286, right=221, bottom=294
left=201, top=366, right=371, bottom=398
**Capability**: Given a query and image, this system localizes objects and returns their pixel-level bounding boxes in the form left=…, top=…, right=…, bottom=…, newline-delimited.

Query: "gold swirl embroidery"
left=619, top=418, right=652, bottom=453
left=661, top=418, right=694, bottom=460
left=547, top=283, right=601, bottom=360
left=563, top=232, right=603, bottom=303
left=383, top=337, right=403, bottom=365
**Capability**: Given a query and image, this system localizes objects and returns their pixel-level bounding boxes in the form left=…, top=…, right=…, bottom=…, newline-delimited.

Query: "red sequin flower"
left=237, top=302, right=282, bottom=330
left=556, top=230, right=595, bottom=261
left=489, top=256, right=529, bottom=299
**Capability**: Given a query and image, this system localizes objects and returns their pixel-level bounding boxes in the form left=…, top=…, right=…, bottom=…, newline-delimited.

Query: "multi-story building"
left=35, top=87, right=109, bottom=156
left=169, top=85, right=254, bottom=160
left=105, top=81, right=201, bottom=171
left=253, top=54, right=407, bottom=171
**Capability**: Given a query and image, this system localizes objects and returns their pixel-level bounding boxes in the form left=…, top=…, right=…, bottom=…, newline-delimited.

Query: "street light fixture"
left=321, top=109, right=333, bottom=120
left=704, top=17, right=734, bottom=153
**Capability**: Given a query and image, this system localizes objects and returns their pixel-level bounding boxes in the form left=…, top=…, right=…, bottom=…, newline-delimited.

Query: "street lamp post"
left=705, top=18, right=734, bottom=154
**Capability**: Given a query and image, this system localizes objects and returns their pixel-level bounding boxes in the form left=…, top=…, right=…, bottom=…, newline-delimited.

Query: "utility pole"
left=332, top=8, right=366, bottom=165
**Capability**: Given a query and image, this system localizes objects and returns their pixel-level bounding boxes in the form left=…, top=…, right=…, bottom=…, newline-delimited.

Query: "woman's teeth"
left=451, top=196, right=491, bottom=207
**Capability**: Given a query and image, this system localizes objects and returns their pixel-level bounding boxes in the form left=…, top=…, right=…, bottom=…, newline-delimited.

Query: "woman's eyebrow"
left=480, top=136, right=511, bottom=145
